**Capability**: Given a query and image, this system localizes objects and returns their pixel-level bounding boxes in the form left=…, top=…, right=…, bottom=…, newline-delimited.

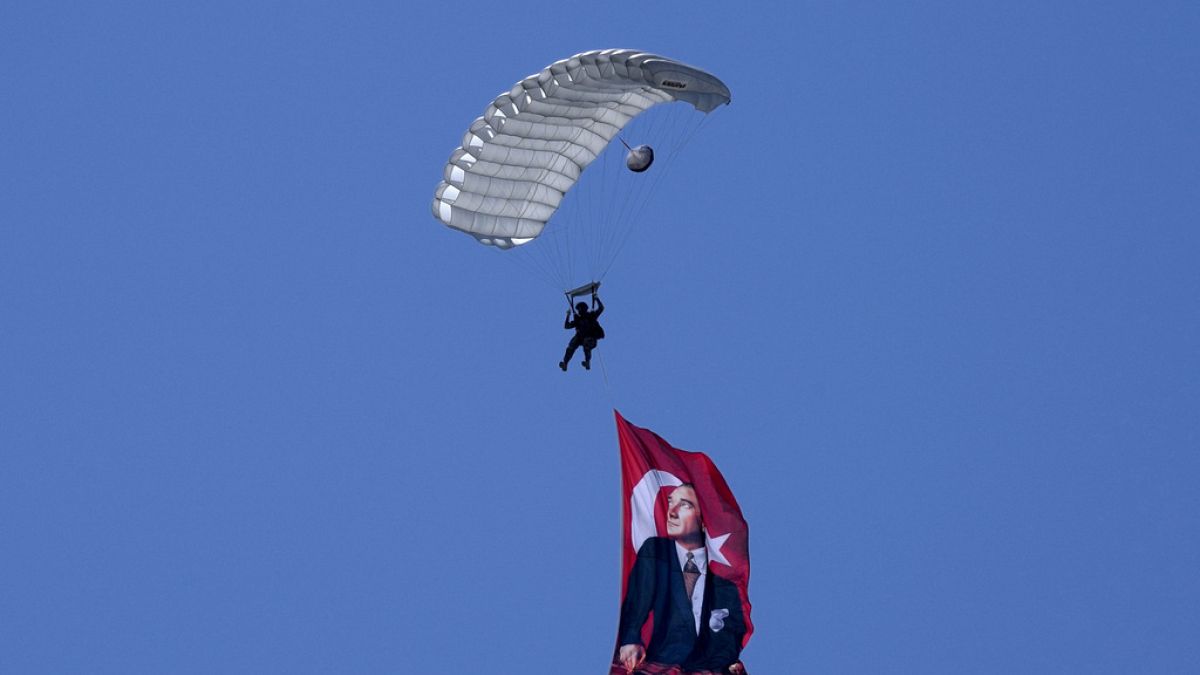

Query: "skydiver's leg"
left=561, top=335, right=582, bottom=370
left=582, top=338, right=596, bottom=369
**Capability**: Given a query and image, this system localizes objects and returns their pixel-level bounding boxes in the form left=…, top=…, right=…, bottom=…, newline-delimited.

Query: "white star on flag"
left=706, top=531, right=731, bottom=567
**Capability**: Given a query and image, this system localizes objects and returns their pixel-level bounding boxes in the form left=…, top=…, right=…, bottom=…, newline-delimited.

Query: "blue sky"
left=2, top=2, right=1198, bottom=672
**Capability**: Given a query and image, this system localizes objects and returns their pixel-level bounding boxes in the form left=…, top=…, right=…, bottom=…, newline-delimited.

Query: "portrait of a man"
left=613, top=483, right=747, bottom=674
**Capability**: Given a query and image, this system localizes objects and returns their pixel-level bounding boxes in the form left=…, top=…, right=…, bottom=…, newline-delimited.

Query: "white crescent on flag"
left=630, top=469, right=682, bottom=552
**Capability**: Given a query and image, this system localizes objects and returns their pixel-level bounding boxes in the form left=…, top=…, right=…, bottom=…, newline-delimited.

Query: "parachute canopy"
left=432, top=49, right=731, bottom=249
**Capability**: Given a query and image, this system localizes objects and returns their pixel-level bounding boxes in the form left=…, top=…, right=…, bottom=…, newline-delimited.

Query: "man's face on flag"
left=666, top=484, right=703, bottom=544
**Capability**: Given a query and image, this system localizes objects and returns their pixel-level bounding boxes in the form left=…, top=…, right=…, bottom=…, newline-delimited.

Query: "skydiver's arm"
left=564, top=312, right=575, bottom=329
left=592, top=297, right=604, bottom=317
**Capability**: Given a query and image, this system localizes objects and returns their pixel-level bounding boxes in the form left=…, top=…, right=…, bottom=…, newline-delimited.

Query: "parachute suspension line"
left=664, top=107, right=716, bottom=170
left=495, top=242, right=561, bottom=299
left=603, top=98, right=682, bottom=281
left=600, top=115, right=696, bottom=278
left=506, top=238, right=559, bottom=293
left=584, top=144, right=611, bottom=283
left=564, top=110, right=611, bottom=291
left=568, top=103, right=608, bottom=285
left=593, top=131, right=612, bottom=282
left=614, top=108, right=712, bottom=264
left=555, top=157, right=581, bottom=290
left=535, top=230, right=560, bottom=289
left=553, top=200, right=570, bottom=289
left=555, top=214, right=576, bottom=291
left=603, top=103, right=694, bottom=271
left=600, top=104, right=664, bottom=263
left=592, top=348, right=621, bottom=418
left=577, top=146, right=597, bottom=289
left=585, top=102, right=667, bottom=284
left=508, top=218, right=557, bottom=290
left=598, top=105, right=715, bottom=283
left=598, top=350, right=613, bottom=396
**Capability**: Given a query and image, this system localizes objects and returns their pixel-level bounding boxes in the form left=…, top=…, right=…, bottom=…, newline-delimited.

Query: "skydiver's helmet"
left=576, top=302, right=589, bottom=314
left=625, top=144, right=654, bottom=173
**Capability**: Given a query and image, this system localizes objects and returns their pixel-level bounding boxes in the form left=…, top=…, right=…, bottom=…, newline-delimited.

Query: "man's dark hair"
left=576, top=302, right=588, bottom=313
left=672, top=483, right=700, bottom=510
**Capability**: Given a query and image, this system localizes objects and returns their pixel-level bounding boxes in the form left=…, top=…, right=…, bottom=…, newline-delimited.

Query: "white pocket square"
left=709, top=608, right=730, bottom=632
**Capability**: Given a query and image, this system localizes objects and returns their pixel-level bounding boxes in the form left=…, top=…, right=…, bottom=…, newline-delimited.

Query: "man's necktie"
left=684, top=552, right=701, bottom=600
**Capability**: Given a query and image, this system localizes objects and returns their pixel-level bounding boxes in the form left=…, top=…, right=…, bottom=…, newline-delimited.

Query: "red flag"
left=611, top=411, right=751, bottom=675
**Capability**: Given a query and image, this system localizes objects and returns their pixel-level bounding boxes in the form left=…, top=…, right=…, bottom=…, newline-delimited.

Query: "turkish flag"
left=611, top=411, right=751, bottom=675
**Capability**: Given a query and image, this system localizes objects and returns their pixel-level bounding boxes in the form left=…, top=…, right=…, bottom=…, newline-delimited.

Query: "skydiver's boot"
left=582, top=359, right=590, bottom=370
left=559, top=361, right=567, bottom=371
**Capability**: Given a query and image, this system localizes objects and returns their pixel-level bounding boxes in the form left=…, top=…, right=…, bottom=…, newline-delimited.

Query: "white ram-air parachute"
left=432, top=49, right=730, bottom=294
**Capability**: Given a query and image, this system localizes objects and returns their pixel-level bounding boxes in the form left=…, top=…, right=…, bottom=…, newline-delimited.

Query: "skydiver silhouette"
left=559, top=294, right=605, bottom=371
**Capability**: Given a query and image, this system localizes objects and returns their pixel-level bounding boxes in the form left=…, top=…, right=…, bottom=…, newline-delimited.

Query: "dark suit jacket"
left=617, top=537, right=745, bottom=672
